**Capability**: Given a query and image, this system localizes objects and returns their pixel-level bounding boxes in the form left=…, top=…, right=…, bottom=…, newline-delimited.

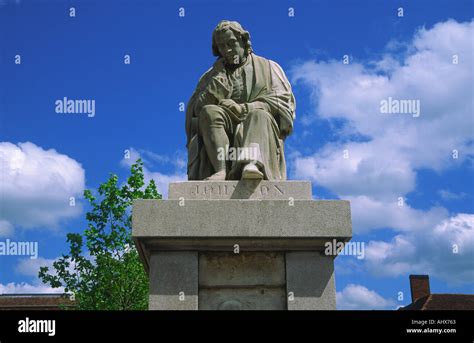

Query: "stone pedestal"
left=132, top=181, right=352, bottom=310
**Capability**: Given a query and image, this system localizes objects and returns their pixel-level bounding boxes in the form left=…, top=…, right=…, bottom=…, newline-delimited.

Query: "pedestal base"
left=132, top=181, right=352, bottom=310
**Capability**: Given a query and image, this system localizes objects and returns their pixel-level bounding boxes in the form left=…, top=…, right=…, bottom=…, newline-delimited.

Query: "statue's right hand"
left=219, top=99, right=246, bottom=121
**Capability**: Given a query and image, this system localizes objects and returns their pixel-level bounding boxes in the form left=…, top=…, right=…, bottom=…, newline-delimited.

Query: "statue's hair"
left=212, top=20, right=253, bottom=57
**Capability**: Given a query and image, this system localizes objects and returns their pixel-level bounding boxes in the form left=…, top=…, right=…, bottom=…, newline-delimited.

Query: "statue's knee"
left=246, top=109, right=269, bottom=122
left=199, top=105, right=220, bottom=124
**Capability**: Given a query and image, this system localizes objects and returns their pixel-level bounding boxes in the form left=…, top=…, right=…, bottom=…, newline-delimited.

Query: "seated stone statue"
left=186, top=20, right=296, bottom=180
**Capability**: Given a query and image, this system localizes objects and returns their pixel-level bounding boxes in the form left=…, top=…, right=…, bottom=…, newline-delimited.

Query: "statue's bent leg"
left=199, top=105, right=233, bottom=177
left=235, top=109, right=283, bottom=180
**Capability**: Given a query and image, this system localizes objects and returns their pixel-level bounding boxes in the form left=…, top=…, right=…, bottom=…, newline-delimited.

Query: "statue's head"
left=212, top=20, right=252, bottom=66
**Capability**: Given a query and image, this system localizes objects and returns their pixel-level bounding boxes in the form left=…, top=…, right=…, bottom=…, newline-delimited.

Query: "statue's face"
left=215, top=30, right=246, bottom=66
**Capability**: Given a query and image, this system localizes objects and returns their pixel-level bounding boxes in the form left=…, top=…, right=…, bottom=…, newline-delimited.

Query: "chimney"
left=409, top=275, right=430, bottom=303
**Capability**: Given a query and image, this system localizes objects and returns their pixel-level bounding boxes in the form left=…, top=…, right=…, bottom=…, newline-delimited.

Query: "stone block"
left=199, top=252, right=285, bottom=287
left=199, top=288, right=286, bottom=310
left=286, top=252, right=336, bottom=310
left=149, top=252, right=198, bottom=310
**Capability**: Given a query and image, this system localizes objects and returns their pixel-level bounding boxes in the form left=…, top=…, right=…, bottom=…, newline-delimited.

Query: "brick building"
left=0, top=293, right=75, bottom=310
left=400, top=275, right=474, bottom=310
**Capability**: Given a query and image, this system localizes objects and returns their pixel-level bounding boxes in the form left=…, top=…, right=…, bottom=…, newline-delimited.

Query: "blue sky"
left=1, top=0, right=473, bottom=309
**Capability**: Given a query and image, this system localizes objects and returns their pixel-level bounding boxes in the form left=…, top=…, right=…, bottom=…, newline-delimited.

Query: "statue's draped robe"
left=186, top=53, right=296, bottom=180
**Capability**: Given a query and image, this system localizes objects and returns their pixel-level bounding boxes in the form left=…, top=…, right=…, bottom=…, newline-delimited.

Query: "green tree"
left=39, top=159, right=161, bottom=310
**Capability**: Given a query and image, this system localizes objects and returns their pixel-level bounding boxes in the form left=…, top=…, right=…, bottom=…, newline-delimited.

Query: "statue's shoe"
left=241, top=163, right=264, bottom=180
left=204, top=170, right=227, bottom=180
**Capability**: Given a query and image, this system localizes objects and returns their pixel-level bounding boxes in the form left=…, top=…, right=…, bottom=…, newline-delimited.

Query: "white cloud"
left=139, top=149, right=187, bottom=171
left=294, top=144, right=416, bottom=202
left=290, top=20, right=474, bottom=284
left=336, top=283, right=395, bottom=310
left=291, top=20, right=473, bottom=233
left=16, top=257, right=55, bottom=277
left=0, top=220, right=13, bottom=237
left=347, top=195, right=448, bottom=233
left=365, top=213, right=474, bottom=284
left=0, top=282, right=63, bottom=294
left=438, top=190, right=466, bottom=201
left=121, top=147, right=186, bottom=198
left=0, top=142, right=85, bottom=232
left=292, top=21, right=473, bottom=165
left=3, top=254, right=68, bottom=294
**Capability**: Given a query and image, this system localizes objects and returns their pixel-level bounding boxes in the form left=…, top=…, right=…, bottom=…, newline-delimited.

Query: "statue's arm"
left=192, top=62, right=232, bottom=117
left=185, top=68, right=214, bottom=144
left=196, top=75, right=230, bottom=110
